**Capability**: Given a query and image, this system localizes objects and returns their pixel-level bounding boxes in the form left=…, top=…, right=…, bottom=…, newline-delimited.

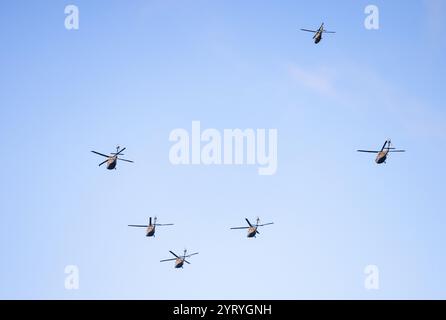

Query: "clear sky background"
left=1, top=0, right=445, bottom=299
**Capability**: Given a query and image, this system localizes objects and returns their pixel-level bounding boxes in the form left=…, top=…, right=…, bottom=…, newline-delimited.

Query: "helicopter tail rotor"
left=112, top=146, right=126, bottom=156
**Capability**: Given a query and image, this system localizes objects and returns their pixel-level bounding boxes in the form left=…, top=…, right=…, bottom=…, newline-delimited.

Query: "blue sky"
left=0, top=0, right=445, bottom=299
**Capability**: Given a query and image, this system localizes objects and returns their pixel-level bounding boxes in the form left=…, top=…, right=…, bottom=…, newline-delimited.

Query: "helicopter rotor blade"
left=155, top=223, right=174, bottom=226
left=245, top=218, right=253, bottom=227
left=149, top=217, right=152, bottom=226
left=128, top=225, right=148, bottom=228
left=185, top=252, right=199, bottom=258
left=300, top=29, right=317, bottom=33
left=357, top=150, right=379, bottom=153
left=169, top=251, right=180, bottom=258
left=230, top=227, right=250, bottom=230
left=117, top=158, right=134, bottom=163
left=323, top=31, right=336, bottom=33
left=91, top=151, right=109, bottom=158
left=160, top=258, right=177, bottom=263
left=98, top=159, right=108, bottom=166
left=258, top=222, right=274, bottom=227
left=113, top=147, right=126, bottom=156
left=184, top=260, right=191, bottom=265
left=389, top=150, right=406, bottom=153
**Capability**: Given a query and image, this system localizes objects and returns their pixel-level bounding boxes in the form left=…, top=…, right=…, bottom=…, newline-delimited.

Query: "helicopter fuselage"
left=175, top=259, right=184, bottom=268
left=106, top=156, right=118, bottom=170
left=375, top=150, right=389, bottom=164
left=314, top=31, right=322, bottom=43
left=146, top=225, right=155, bottom=237
left=247, top=227, right=257, bottom=238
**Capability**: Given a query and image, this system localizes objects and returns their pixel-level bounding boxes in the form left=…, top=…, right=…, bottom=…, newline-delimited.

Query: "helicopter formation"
left=91, top=138, right=405, bottom=269
left=91, top=22, right=407, bottom=269
left=125, top=216, right=273, bottom=269
left=91, top=146, right=276, bottom=268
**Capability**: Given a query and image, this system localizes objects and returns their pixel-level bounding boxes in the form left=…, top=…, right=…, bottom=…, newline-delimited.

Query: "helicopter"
left=91, top=146, right=134, bottom=170
left=357, top=139, right=405, bottom=164
left=128, top=217, right=174, bottom=237
left=160, top=249, right=199, bottom=269
left=300, top=23, right=336, bottom=44
left=230, top=218, right=274, bottom=238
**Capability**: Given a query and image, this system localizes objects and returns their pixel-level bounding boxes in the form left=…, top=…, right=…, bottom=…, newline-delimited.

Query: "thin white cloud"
left=288, top=62, right=446, bottom=139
